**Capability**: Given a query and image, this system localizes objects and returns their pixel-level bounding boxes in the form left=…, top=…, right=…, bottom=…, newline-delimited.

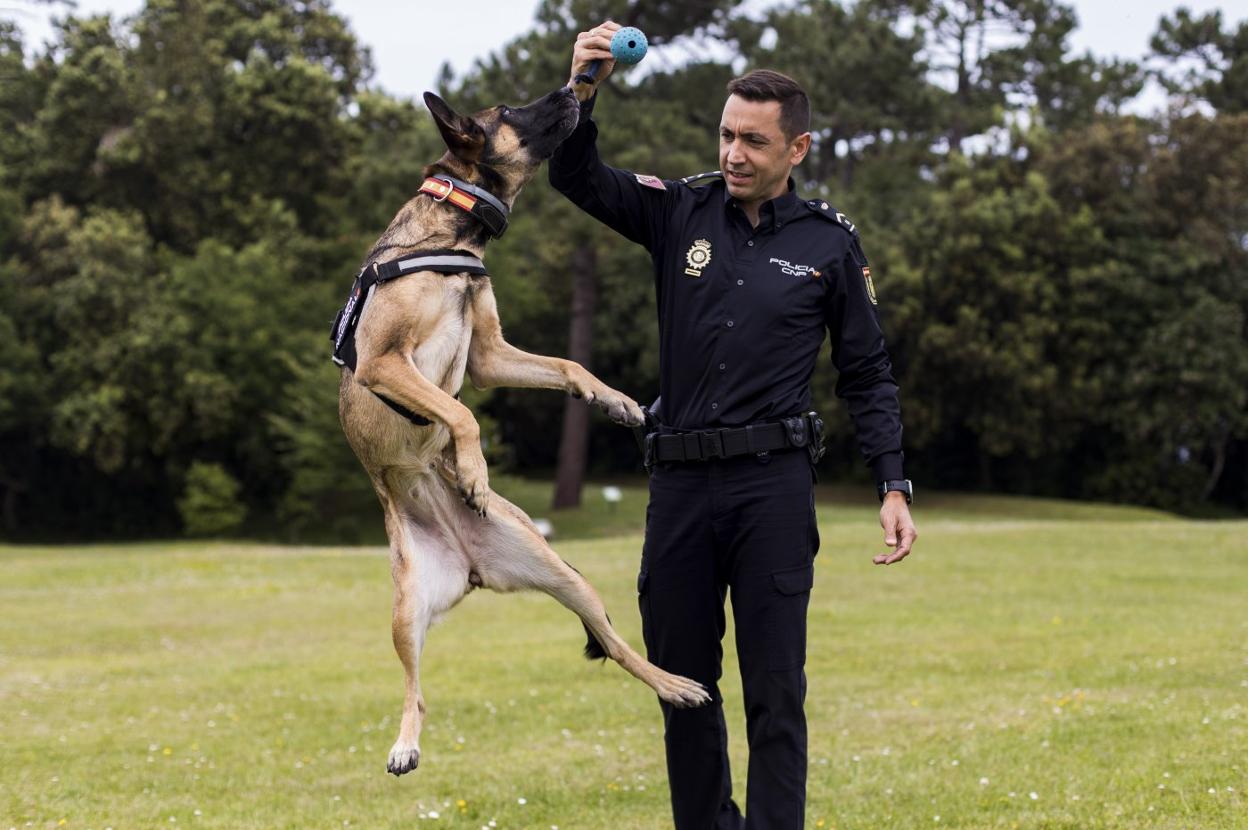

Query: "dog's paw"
left=454, top=454, right=490, bottom=517
left=596, top=390, right=645, bottom=427
left=458, top=480, right=490, bottom=518
left=653, top=670, right=712, bottom=709
left=387, top=742, right=421, bottom=776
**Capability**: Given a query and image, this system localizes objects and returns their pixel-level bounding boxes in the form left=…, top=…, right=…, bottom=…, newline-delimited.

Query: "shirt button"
left=746, top=240, right=754, bottom=247
left=718, top=363, right=726, bottom=371
left=711, top=402, right=719, bottom=410
left=726, top=320, right=734, bottom=328
left=737, top=279, right=744, bottom=286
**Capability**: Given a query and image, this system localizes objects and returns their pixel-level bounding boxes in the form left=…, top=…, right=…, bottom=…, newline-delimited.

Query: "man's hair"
left=726, top=70, right=811, bottom=141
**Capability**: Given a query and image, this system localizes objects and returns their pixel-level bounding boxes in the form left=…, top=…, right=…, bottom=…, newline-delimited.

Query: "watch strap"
left=878, top=479, right=913, bottom=504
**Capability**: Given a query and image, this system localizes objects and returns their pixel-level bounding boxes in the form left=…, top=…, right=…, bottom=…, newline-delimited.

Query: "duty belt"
left=643, top=412, right=825, bottom=470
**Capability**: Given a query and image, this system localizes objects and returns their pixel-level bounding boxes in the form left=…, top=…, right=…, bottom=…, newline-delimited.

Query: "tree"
left=730, top=0, right=940, bottom=190
left=1151, top=7, right=1248, bottom=114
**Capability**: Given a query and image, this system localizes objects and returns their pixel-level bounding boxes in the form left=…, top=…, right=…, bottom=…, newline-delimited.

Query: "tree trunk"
left=552, top=244, right=597, bottom=509
left=1201, top=428, right=1230, bottom=502
left=1, top=486, right=14, bottom=535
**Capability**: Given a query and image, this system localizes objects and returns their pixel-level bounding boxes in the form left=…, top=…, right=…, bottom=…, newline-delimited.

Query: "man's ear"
left=423, top=92, right=484, bottom=160
left=790, top=131, right=812, bottom=166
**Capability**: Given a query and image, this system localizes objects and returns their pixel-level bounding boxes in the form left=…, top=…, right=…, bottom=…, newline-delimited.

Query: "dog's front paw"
left=595, top=389, right=645, bottom=427
left=455, top=455, right=490, bottom=517
left=387, top=741, right=421, bottom=776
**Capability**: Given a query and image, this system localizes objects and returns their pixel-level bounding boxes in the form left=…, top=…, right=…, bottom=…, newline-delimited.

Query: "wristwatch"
left=877, top=479, right=913, bottom=504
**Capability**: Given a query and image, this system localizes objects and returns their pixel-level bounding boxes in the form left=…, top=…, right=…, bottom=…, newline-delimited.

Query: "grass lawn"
left=2, top=484, right=1245, bottom=829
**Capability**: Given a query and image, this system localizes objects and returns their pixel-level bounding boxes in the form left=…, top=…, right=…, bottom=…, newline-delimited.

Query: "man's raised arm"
left=549, top=22, right=673, bottom=252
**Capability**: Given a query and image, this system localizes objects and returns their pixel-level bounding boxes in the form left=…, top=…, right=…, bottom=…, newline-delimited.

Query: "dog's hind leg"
left=464, top=487, right=710, bottom=709
left=375, top=474, right=471, bottom=776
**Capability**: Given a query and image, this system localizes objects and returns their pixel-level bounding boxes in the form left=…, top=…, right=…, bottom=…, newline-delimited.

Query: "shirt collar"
left=724, top=176, right=801, bottom=233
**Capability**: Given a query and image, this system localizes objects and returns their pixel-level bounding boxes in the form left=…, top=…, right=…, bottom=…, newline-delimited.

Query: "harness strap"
left=419, top=176, right=510, bottom=239
left=374, top=249, right=488, bottom=280
left=330, top=249, right=489, bottom=426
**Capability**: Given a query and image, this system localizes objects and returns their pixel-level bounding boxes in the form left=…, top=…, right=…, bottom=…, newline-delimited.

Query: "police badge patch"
left=863, top=265, right=877, bottom=305
left=685, top=239, right=712, bottom=277
left=635, top=173, right=666, bottom=190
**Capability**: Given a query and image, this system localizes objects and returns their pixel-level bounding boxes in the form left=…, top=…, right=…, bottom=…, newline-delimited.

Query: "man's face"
left=718, top=94, right=809, bottom=206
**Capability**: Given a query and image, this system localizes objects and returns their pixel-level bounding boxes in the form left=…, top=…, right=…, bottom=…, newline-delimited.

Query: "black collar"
left=418, top=175, right=511, bottom=239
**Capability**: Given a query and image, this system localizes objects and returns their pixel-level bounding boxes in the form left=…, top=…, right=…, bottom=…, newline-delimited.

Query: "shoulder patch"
left=805, top=199, right=858, bottom=236
left=634, top=173, right=666, bottom=190
left=680, top=170, right=724, bottom=187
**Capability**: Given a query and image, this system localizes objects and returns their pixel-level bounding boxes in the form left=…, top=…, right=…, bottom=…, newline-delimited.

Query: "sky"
left=9, top=0, right=1248, bottom=108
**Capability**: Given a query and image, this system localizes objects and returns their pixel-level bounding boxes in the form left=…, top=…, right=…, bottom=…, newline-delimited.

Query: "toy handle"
left=574, top=59, right=603, bottom=87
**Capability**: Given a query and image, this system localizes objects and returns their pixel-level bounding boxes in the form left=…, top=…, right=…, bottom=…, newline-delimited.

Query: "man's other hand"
left=874, top=493, right=917, bottom=565
left=569, top=20, right=621, bottom=100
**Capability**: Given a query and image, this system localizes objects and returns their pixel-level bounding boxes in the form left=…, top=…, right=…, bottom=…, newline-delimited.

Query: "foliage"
left=1151, top=7, right=1248, bottom=113
left=176, top=460, right=246, bottom=536
left=0, top=0, right=1245, bottom=539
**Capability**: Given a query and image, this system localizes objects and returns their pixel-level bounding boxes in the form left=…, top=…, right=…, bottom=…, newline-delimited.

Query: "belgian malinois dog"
left=336, top=86, right=709, bottom=776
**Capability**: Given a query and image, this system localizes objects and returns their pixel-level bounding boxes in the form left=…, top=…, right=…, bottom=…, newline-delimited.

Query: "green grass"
left=2, top=487, right=1245, bottom=829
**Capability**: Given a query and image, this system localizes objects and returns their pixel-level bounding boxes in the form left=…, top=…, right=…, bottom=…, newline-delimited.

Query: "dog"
left=334, top=85, right=710, bottom=777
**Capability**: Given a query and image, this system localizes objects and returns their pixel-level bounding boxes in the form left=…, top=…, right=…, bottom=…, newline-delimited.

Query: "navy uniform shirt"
left=549, top=93, right=904, bottom=482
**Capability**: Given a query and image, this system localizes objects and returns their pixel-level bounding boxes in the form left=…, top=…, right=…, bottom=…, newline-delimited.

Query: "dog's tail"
left=582, top=621, right=609, bottom=661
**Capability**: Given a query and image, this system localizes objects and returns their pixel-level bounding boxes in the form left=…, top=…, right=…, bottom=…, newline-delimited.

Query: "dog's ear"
left=424, top=92, right=484, bottom=161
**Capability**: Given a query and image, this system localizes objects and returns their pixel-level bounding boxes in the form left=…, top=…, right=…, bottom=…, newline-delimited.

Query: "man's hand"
left=569, top=20, right=622, bottom=101
left=873, top=492, right=917, bottom=565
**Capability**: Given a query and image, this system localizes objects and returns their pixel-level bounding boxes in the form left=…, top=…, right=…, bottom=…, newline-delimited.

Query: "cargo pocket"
left=767, top=563, right=814, bottom=671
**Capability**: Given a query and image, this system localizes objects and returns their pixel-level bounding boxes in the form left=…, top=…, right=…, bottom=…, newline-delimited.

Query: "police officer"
left=551, top=22, right=919, bottom=829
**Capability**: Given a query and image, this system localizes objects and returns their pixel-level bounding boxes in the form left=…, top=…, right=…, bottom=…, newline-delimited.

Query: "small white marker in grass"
left=602, top=486, right=622, bottom=511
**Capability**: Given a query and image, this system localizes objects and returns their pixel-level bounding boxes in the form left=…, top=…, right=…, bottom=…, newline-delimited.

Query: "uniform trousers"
left=638, top=448, right=819, bottom=829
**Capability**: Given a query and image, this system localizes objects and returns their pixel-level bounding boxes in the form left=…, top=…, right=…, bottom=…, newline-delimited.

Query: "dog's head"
left=423, top=87, right=580, bottom=205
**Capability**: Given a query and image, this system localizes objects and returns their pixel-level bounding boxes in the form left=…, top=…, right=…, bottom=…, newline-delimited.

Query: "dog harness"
left=418, top=175, right=510, bottom=239
left=330, top=250, right=489, bottom=425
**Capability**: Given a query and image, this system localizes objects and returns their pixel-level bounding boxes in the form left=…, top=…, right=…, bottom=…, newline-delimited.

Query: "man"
left=550, top=22, right=919, bottom=829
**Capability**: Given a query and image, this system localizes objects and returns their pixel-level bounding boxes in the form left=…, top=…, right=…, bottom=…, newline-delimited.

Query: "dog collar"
left=419, top=176, right=510, bottom=239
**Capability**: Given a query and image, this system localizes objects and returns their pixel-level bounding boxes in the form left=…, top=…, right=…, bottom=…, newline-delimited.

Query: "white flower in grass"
left=517, top=798, right=527, bottom=805
left=1029, top=792, right=1039, bottom=800
left=979, top=778, right=989, bottom=786
left=427, top=811, right=439, bottom=819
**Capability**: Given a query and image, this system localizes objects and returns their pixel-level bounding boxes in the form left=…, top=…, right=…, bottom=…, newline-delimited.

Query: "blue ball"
left=610, top=27, right=648, bottom=66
